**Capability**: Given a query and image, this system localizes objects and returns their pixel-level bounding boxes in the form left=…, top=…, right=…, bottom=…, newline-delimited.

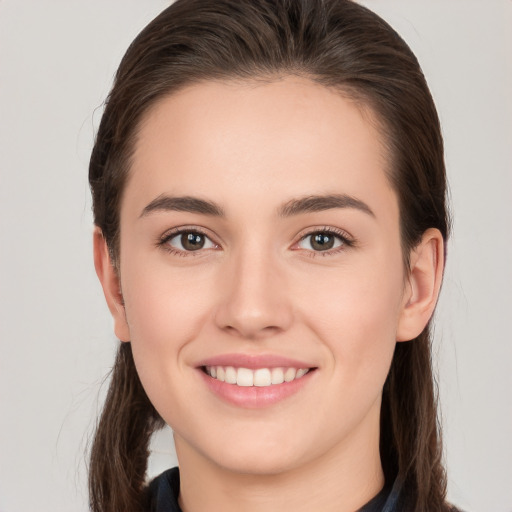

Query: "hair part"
left=89, top=1, right=451, bottom=510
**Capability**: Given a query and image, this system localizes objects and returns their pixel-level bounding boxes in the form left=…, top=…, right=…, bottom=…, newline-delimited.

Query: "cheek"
left=121, top=240, right=219, bottom=335
left=120, top=261, right=216, bottom=395
left=296, top=253, right=405, bottom=382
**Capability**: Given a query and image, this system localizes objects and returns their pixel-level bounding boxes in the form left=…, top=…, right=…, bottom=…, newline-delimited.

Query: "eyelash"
left=295, top=227, right=355, bottom=257
left=157, top=226, right=217, bottom=257
left=157, top=226, right=355, bottom=257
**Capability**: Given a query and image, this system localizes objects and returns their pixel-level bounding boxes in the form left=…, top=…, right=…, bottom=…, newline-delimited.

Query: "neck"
left=174, top=400, right=385, bottom=512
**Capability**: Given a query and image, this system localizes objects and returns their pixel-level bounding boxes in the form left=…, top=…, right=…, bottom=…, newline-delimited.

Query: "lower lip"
left=198, top=369, right=315, bottom=409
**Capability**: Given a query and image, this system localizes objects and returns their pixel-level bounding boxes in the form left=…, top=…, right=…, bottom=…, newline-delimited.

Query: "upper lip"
left=196, top=353, right=316, bottom=370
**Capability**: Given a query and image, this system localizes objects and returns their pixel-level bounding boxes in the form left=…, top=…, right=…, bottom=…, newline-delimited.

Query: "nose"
left=213, top=246, right=293, bottom=340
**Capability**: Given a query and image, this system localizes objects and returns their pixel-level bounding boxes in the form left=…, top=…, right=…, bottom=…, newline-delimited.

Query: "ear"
left=93, top=227, right=131, bottom=342
left=396, top=228, right=445, bottom=342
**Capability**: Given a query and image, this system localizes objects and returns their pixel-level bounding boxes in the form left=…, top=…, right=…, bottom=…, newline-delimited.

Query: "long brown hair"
left=89, top=1, right=451, bottom=510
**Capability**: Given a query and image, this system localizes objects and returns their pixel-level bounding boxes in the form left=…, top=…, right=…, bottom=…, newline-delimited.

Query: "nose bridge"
left=214, top=239, right=292, bottom=338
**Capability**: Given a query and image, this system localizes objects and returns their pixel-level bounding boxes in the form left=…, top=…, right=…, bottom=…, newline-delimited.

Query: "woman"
left=89, top=0, right=459, bottom=510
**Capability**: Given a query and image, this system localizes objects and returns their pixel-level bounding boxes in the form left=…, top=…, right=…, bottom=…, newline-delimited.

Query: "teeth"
left=254, top=368, right=271, bottom=387
left=225, top=366, right=237, bottom=384
left=271, top=367, right=284, bottom=384
left=205, top=366, right=310, bottom=387
left=237, top=367, right=254, bottom=387
left=284, top=368, right=296, bottom=382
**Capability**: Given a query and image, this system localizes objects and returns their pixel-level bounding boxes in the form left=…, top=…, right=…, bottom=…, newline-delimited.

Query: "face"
left=115, top=77, right=410, bottom=475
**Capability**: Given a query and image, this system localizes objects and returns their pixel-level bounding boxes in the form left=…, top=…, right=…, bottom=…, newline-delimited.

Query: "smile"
left=204, top=366, right=310, bottom=387
left=197, top=354, right=317, bottom=407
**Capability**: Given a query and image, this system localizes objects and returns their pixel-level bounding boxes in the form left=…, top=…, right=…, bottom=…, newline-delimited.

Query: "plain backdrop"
left=0, top=1, right=511, bottom=511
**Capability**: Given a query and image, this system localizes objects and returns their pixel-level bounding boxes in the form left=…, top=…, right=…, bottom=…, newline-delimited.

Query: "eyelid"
left=156, top=225, right=354, bottom=256
left=292, top=226, right=355, bottom=254
left=158, top=225, right=221, bottom=255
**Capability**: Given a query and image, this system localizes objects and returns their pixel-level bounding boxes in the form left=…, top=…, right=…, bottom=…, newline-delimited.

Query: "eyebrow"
left=140, top=194, right=225, bottom=218
left=278, top=194, right=375, bottom=218
left=139, top=193, right=374, bottom=219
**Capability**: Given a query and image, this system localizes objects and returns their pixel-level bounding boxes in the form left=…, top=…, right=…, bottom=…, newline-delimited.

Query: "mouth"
left=196, top=354, right=317, bottom=407
left=197, top=359, right=317, bottom=408
left=202, top=365, right=313, bottom=387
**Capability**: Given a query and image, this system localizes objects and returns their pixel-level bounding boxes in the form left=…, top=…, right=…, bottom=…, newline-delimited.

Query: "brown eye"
left=311, top=233, right=335, bottom=251
left=297, top=231, right=345, bottom=252
left=167, top=231, right=215, bottom=252
left=181, top=232, right=205, bottom=250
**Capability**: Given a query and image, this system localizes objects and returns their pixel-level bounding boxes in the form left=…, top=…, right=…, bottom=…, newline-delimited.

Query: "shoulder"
left=146, top=467, right=181, bottom=512
left=384, top=477, right=466, bottom=512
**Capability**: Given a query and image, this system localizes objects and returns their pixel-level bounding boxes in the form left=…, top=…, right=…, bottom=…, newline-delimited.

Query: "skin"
left=95, top=77, right=444, bottom=512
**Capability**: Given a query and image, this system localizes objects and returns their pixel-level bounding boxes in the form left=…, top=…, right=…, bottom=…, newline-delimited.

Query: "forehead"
left=125, top=77, right=397, bottom=223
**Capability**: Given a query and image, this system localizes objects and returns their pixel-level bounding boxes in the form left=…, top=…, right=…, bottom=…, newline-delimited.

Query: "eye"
left=297, top=230, right=350, bottom=252
left=164, top=230, right=217, bottom=252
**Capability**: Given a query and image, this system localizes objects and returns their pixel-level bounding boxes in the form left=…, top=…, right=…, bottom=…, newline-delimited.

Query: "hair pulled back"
left=89, top=1, right=450, bottom=511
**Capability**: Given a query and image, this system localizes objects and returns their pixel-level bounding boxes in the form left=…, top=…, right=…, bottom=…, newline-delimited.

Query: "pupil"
left=182, top=232, right=205, bottom=251
left=312, top=233, right=334, bottom=251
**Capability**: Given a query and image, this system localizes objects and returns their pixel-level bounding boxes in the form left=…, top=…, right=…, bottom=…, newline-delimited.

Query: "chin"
left=213, top=449, right=304, bottom=477
left=207, top=428, right=323, bottom=477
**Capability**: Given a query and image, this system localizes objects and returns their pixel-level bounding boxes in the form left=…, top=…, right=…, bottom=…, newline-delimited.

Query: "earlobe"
left=396, top=228, right=445, bottom=342
left=93, top=227, right=131, bottom=342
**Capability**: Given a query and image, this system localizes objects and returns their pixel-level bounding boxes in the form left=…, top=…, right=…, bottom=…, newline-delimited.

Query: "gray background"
left=0, top=1, right=510, bottom=510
